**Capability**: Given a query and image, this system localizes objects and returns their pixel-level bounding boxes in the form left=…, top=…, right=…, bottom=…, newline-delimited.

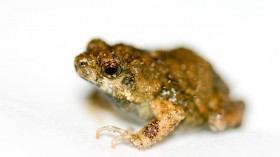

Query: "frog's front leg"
left=96, top=99, right=185, bottom=149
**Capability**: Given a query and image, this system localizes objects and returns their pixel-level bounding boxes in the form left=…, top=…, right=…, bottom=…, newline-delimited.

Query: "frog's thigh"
left=208, top=101, right=245, bottom=132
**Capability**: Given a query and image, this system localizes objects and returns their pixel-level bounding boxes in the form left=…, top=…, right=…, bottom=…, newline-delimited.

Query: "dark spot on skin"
left=143, top=119, right=159, bottom=139
left=121, top=76, right=136, bottom=91
left=122, top=76, right=133, bottom=85
left=95, top=83, right=101, bottom=88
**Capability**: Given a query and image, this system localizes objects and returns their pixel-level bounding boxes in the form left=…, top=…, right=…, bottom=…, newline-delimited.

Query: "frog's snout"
left=74, top=56, right=90, bottom=77
left=75, top=57, right=88, bottom=69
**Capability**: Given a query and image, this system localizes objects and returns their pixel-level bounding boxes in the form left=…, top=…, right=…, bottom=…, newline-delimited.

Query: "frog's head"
left=75, top=39, right=164, bottom=103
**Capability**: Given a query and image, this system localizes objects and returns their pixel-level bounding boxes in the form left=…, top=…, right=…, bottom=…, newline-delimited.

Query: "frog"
left=74, top=39, right=245, bottom=149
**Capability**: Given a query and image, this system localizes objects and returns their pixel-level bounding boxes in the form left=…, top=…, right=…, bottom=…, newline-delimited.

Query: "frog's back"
left=153, top=48, right=231, bottom=126
left=154, top=48, right=215, bottom=101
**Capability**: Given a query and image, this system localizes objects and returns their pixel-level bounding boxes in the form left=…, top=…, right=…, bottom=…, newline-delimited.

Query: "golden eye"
left=101, top=61, right=122, bottom=78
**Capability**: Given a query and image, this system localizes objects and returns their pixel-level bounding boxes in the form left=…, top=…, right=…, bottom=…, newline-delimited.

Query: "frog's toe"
left=96, top=125, right=129, bottom=139
left=111, top=134, right=134, bottom=148
left=96, top=125, right=140, bottom=148
left=112, top=133, right=145, bottom=149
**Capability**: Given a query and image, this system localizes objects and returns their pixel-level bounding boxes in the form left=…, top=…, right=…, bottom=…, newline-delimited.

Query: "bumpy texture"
left=74, top=39, right=245, bottom=149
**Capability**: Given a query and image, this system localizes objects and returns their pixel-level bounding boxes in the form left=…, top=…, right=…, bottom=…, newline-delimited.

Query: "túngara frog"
left=74, top=39, right=245, bottom=149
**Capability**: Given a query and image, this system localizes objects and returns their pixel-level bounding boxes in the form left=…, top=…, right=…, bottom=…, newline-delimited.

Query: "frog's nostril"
left=79, top=61, right=87, bottom=68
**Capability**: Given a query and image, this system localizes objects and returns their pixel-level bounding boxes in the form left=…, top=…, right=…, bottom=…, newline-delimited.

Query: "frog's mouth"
left=75, top=66, right=89, bottom=78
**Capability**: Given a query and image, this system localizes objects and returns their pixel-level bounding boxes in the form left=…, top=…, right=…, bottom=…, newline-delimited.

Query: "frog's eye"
left=101, top=61, right=122, bottom=78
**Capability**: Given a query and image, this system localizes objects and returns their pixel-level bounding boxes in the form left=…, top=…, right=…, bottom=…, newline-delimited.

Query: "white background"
left=0, top=0, right=280, bottom=156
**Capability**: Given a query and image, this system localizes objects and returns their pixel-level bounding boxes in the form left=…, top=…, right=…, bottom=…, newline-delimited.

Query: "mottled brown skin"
left=74, top=39, right=245, bottom=149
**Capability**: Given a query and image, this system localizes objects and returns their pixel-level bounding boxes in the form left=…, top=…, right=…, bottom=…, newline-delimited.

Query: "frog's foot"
left=96, top=125, right=138, bottom=148
left=96, top=125, right=129, bottom=139
left=112, top=134, right=143, bottom=149
left=208, top=101, right=245, bottom=132
left=96, top=100, right=185, bottom=149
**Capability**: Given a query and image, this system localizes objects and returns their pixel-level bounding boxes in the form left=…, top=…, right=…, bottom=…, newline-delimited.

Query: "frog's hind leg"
left=208, top=100, right=245, bottom=132
left=225, top=101, right=245, bottom=129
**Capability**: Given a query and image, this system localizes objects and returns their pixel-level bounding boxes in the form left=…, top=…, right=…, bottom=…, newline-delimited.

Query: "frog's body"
left=74, top=39, right=245, bottom=149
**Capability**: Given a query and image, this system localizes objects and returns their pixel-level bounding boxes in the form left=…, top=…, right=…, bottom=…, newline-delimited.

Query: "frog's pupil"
left=105, top=67, right=117, bottom=75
